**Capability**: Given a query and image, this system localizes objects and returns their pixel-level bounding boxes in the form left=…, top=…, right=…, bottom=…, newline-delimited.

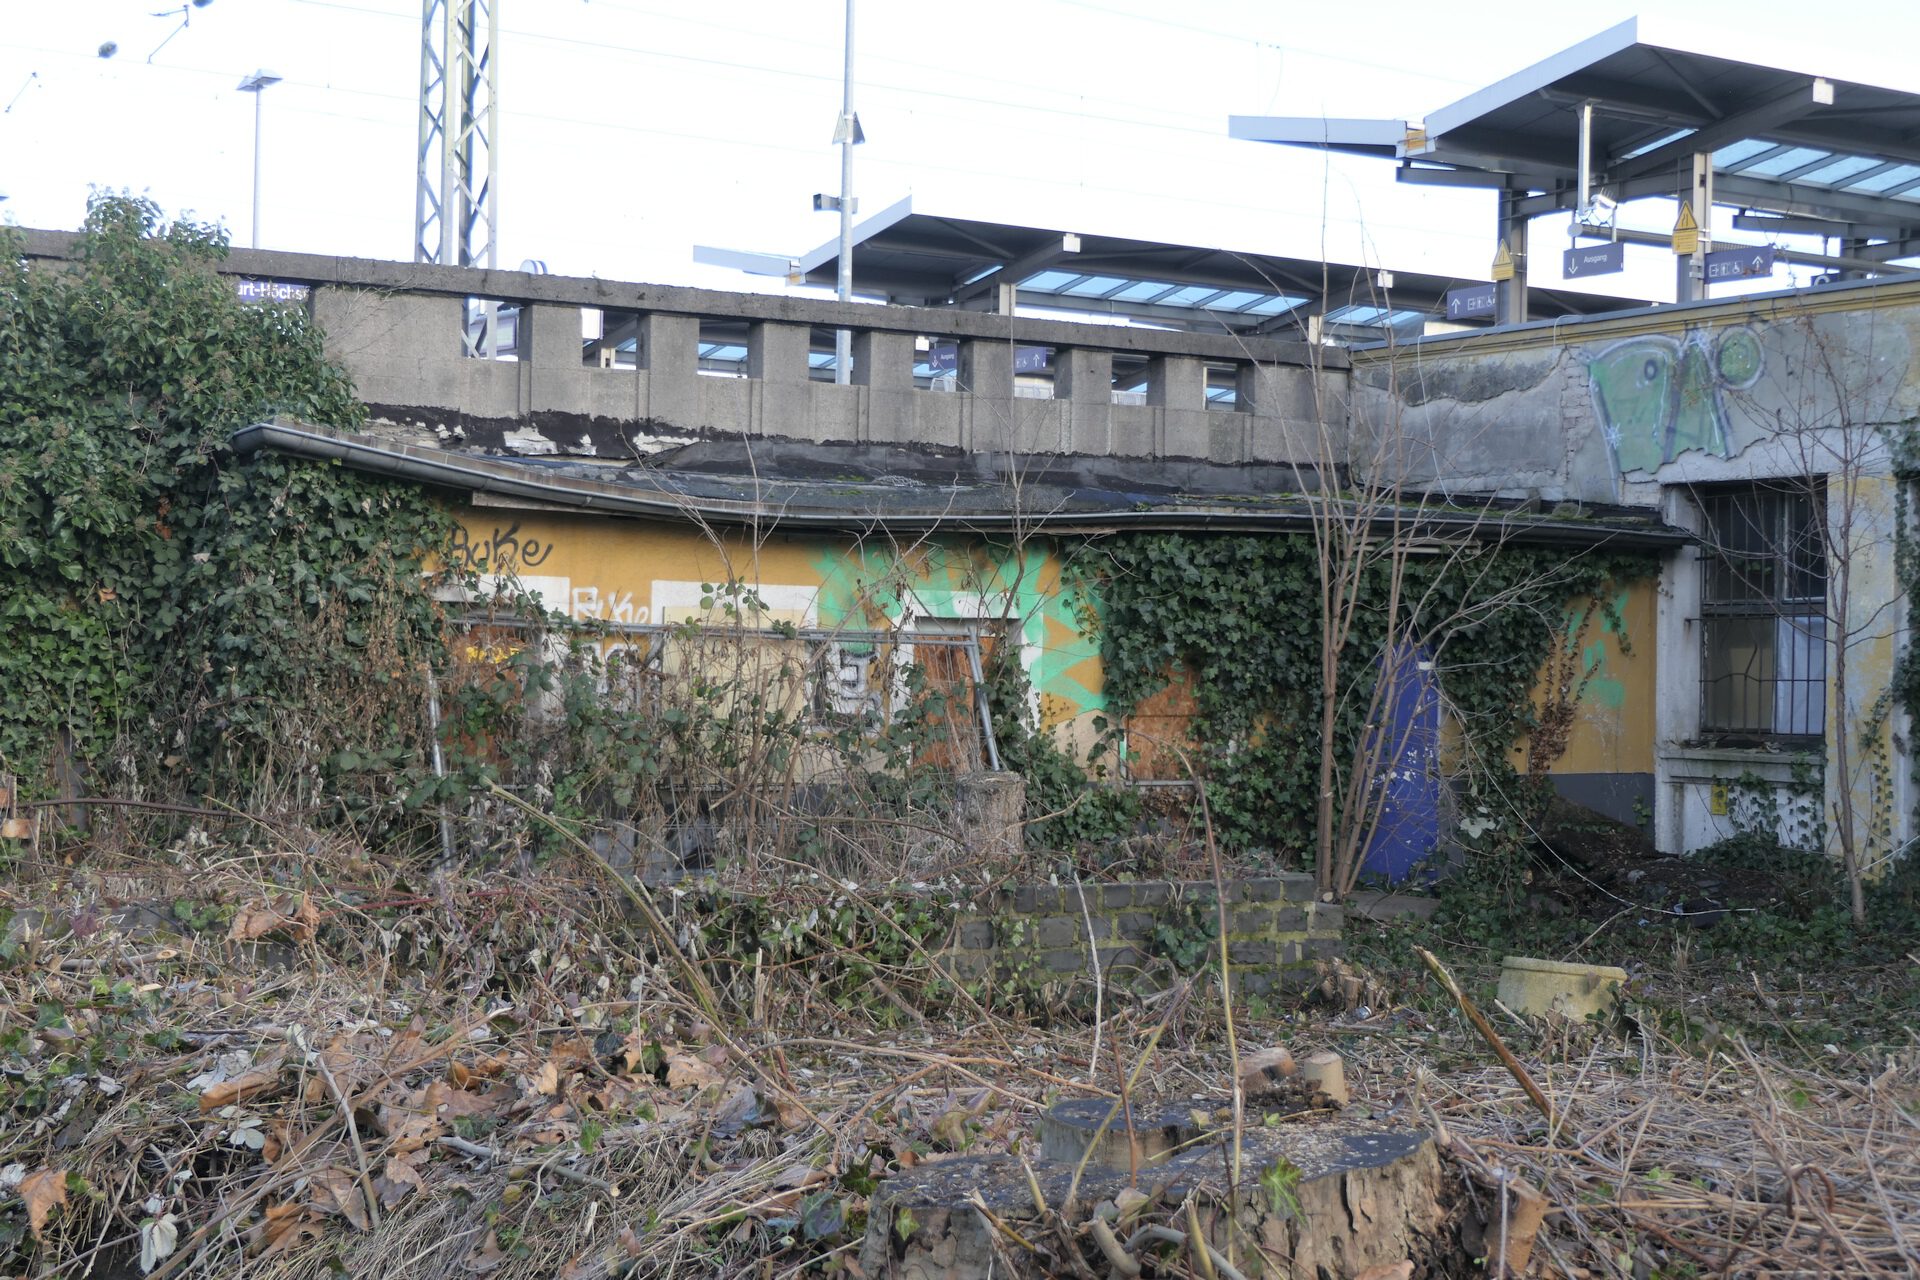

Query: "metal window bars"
left=1696, top=484, right=1827, bottom=740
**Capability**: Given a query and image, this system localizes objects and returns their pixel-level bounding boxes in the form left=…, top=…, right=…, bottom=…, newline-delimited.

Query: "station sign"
left=928, top=344, right=1051, bottom=374
left=1443, top=284, right=1498, bottom=322
left=234, top=279, right=311, bottom=305
left=1563, top=241, right=1624, bottom=278
left=1704, top=245, right=1777, bottom=282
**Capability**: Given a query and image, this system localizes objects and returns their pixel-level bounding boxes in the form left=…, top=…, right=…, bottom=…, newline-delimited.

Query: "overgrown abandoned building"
left=23, top=23, right=1920, bottom=882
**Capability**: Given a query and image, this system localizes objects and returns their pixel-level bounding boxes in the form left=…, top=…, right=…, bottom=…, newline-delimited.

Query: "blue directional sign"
left=1562, top=241, right=1625, bottom=278
left=1443, top=284, right=1498, bottom=322
left=1704, top=245, right=1776, bottom=282
left=928, top=344, right=1052, bottom=373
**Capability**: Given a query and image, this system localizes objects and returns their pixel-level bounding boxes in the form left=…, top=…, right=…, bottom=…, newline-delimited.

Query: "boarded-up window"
left=912, top=621, right=998, bottom=773
left=1124, top=666, right=1199, bottom=782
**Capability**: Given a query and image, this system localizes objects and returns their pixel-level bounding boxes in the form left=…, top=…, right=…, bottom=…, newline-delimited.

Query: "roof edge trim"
left=230, top=421, right=1688, bottom=548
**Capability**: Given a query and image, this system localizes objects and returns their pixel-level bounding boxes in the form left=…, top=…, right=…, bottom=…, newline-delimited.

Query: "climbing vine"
left=0, top=196, right=453, bottom=805
left=1090, top=532, right=1654, bottom=862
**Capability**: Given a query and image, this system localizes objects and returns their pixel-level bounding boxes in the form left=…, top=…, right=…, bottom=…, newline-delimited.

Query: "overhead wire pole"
left=416, top=0, right=500, bottom=353
left=833, top=0, right=858, bottom=385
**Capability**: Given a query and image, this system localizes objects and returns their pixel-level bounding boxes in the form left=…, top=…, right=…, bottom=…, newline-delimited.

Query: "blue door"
left=1358, top=644, right=1442, bottom=883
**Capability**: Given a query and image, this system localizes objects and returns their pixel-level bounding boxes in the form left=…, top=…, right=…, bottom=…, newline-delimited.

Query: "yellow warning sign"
left=1709, top=780, right=1729, bottom=817
left=1491, top=243, right=1515, bottom=282
left=1672, top=202, right=1701, bottom=256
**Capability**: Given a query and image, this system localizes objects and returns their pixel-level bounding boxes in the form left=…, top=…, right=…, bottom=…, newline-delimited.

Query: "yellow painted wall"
left=1540, top=580, right=1658, bottom=779
left=450, top=505, right=1661, bottom=794
left=445, top=504, right=1107, bottom=743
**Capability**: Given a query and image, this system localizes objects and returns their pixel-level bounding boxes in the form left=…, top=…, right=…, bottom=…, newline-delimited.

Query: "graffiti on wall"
left=450, top=522, right=556, bottom=573
left=1586, top=326, right=1764, bottom=475
left=807, top=541, right=1106, bottom=730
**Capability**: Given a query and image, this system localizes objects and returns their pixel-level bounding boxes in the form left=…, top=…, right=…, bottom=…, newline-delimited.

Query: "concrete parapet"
left=7, top=231, right=1337, bottom=467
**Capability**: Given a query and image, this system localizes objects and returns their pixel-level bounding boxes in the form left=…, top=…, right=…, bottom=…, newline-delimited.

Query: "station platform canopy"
left=1229, top=17, right=1920, bottom=320
left=694, top=196, right=1645, bottom=340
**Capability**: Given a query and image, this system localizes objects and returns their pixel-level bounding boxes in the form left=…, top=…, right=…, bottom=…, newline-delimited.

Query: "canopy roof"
left=1230, top=17, right=1920, bottom=266
left=696, top=197, right=1646, bottom=335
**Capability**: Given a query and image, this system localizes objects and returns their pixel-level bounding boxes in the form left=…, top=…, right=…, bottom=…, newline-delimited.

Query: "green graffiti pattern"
left=1564, top=589, right=1631, bottom=710
left=1587, top=326, right=1763, bottom=475
left=807, top=539, right=1104, bottom=718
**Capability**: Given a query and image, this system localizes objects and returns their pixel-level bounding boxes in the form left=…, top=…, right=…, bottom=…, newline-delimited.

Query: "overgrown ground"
left=3, top=806, right=1917, bottom=1280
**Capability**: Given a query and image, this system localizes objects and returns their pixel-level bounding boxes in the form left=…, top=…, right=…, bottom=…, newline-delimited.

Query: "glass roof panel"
left=1156, top=285, right=1228, bottom=307
left=1621, top=128, right=1693, bottom=160
left=1205, top=290, right=1269, bottom=311
left=1110, top=279, right=1180, bottom=302
left=1851, top=163, right=1920, bottom=192
left=1712, top=138, right=1778, bottom=167
left=1326, top=304, right=1388, bottom=325
left=1020, top=269, right=1082, bottom=291
left=1739, top=147, right=1832, bottom=177
left=1243, top=295, right=1307, bottom=315
left=1060, top=275, right=1132, bottom=297
left=1796, top=155, right=1886, bottom=188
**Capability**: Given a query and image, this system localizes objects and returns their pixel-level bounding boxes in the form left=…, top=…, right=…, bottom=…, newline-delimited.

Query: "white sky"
left=5, top=0, right=1919, bottom=306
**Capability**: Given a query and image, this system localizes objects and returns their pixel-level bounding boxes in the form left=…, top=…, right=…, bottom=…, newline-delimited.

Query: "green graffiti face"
left=1587, top=326, right=1763, bottom=475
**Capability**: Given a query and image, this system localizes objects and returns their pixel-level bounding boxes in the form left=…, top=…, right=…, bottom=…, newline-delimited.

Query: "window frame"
left=1692, top=480, right=1829, bottom=747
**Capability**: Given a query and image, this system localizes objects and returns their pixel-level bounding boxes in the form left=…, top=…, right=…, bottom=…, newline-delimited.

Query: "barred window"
left=1697, top=484, right=1826, bottom=741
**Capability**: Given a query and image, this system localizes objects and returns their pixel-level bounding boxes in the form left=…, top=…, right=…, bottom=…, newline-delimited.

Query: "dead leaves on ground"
left=161, top=1019, right=796, bottom=1264
left=20, top=1167, right=66, bottom=1242
left=305, top=1166, right=375, bottom=1231
left=227, top=893, right=321, bottom=945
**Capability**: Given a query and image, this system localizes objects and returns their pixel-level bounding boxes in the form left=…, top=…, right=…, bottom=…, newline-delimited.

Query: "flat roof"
left=1230, top=17, right=1920, bottom=264
left=696, top=197, right=1647, bottom=334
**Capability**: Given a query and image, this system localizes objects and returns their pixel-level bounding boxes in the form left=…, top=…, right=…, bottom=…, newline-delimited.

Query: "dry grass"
left=5, top=819, right=1918, bottom=1280
left=1300, top=996, right=1920, bottom=1280
left=0, top=823, right=1136, bottom=1279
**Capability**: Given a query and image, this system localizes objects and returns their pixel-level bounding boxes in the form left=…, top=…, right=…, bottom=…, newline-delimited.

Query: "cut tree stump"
left=860, top=1101, right=1454, bottom=1279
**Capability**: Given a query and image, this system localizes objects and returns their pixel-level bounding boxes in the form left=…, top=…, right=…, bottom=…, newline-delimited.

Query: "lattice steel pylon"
left=414, top=0, right=498, bottom=270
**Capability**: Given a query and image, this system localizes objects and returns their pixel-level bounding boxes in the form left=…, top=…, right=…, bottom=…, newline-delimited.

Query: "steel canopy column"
left=1676, top=152, right=1712, bottom=303
left=1495, top=190, right=1528, bottom=325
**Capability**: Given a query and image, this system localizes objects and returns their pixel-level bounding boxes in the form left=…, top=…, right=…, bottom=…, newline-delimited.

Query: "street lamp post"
left=832, top=0, right=859, bottom=385
left=236, top=69, right=281, bottom=249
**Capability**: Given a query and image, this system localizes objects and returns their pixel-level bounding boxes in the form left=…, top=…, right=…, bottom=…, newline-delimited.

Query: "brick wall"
left=946, top=875, right=1340, bottom=996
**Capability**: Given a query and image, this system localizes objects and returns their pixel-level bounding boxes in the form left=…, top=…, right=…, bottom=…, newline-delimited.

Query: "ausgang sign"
left=1562, top=241, right=1625, bottom=278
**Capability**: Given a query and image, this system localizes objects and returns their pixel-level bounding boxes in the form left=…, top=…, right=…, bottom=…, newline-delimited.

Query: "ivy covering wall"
left=0, top=197, right=451, bottom=800
left=1, top=196, right=1656, bottom=882
left=1088, top=533, right=1653, bottom=858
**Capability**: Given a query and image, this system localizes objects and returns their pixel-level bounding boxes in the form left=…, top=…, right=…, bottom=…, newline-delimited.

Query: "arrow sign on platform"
left=1563, top=241, right=1625, bottom=278
left=1704, top=245, right=1777, bottom=282
left=1444, top=284, right=1498, bottom=321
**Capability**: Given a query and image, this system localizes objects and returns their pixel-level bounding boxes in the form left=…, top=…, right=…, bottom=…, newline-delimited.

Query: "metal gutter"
left=231, top=420, right=1690, bottom=549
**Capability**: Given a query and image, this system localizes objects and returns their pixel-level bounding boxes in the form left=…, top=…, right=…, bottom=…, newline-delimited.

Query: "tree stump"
left=860, top=1100, right=1455, bottom=1279
left=954, top=771, right=1024, bottom=861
